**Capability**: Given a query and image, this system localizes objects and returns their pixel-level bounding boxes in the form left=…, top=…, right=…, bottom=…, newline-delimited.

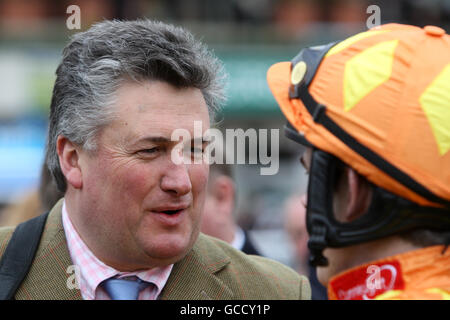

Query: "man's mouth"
left=149, top=205, right=189, bottom=226
left=152, top=205, right=189, bottom=215
left=159, top=209, right=183, bottom=215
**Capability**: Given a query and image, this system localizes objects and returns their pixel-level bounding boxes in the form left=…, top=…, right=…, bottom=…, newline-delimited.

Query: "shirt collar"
left=62, top=200, right=173, bottom=300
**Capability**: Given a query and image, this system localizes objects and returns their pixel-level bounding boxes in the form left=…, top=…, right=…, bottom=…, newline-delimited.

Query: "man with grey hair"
left=0, top=20, right=310, bottom=300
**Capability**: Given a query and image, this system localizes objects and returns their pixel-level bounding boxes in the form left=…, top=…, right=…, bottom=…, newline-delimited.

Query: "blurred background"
left=0, top=0, right=449, bottom=268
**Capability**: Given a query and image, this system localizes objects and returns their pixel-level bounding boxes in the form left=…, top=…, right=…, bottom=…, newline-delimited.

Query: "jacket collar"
left=15, top=199, right=232, bottom=300
left=159, top=233, right=233, bottom=300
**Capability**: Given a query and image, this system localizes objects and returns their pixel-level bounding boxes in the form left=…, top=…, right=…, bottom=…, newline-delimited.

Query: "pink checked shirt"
left=62, top=201, right=173, bottom=300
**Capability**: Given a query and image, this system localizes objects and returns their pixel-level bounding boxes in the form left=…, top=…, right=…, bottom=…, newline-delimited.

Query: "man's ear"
left=345, top=168, right=372, bottom=222
left=56, top=135, right=82, bottom=189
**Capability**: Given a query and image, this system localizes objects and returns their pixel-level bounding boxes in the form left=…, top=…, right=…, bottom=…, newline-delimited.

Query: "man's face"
left=200, top=174, right=235, bottom=241
left=201, top=185, right=224, bottom=238
left=300, top=148, right=370, bottom=286
left=285, top=194, right=309, bottom=264
left=74, top=80, right=210, bottom=271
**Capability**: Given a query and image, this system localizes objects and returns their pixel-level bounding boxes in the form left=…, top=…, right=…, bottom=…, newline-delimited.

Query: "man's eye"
left=139, top=147, right=159, bottom=155
left=191, top=147, right=204, bottom=154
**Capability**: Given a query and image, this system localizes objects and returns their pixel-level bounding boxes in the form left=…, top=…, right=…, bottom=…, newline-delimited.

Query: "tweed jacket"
left=0, top=200, right=310, bottom=300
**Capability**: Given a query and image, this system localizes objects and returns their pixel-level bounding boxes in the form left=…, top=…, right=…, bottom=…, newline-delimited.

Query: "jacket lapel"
left=15, top=199, right=82, bottom=300
left=159, top=234, right=233, bottom=300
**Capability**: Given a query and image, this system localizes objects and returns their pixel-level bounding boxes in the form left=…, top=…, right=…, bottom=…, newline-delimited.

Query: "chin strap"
left=307, top=215, right=329, bottom=266
left=308, top=232, right=329, bottom=266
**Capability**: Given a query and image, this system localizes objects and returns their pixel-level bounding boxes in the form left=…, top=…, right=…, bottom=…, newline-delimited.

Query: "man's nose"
left=160, top=163, right=192, bottom=196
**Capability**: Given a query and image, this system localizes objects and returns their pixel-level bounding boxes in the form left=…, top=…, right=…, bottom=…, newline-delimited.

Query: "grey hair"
left=46, top=19, right=227, bottom=192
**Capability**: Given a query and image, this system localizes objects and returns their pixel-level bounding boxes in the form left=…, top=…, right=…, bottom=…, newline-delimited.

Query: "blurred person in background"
left=0, top=191, right=41, bottom=227
left=0, top=163, right=63, bottom=227
left=201, top=162, right=261, bottom=255
left=284, top=194, right=309, bottom=276
left=0, top=19, right=310, bottom=300
left=269, top=23, right=450, bottom=299
left=284, top=193, right=328, bottom=300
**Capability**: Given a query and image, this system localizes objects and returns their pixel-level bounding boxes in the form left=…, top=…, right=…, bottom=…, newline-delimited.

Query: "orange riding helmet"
left=267, top=23, right=450, bottom=265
